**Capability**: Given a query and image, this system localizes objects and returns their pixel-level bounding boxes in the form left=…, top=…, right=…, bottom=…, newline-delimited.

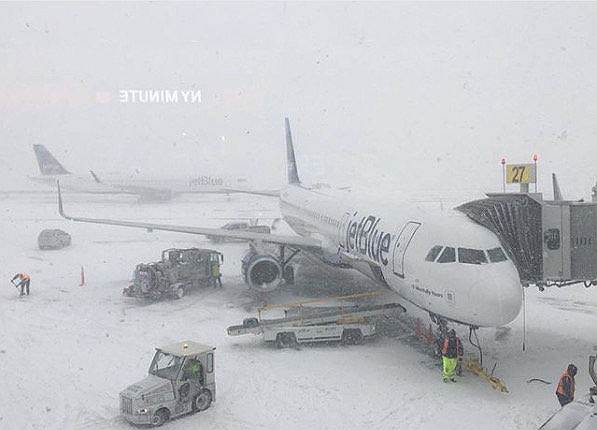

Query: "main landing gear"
left=279, top=245, right=300, bottom=284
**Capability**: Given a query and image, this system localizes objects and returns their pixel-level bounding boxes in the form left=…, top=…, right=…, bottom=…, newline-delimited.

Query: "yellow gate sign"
left=506, top=163, right=536, bottom=184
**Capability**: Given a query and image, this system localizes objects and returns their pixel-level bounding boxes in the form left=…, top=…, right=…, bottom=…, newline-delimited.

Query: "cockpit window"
left=425, top=246, right=443, bottom=262
left=487, top=247, right=508, bottom=263
left=437, top=247, right=456, bottom=263
left=458, top=248, right=488, bottom=265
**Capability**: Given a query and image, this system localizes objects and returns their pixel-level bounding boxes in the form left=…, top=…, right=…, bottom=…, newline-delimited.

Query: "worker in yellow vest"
left=11, top=272, right=31, bottom=296
left=211, top=260, right=222, bottom=288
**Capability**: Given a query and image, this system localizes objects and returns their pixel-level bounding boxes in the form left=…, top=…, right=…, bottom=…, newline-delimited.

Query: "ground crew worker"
left=184, top=358, right=203, bottom=384
left=441, top=329, right=463, bottom=383
left=211, top=259, right=222, bottom=288
left=556, top=363, right=578, bottom=407
left=11, top=272, right=30, bottom=296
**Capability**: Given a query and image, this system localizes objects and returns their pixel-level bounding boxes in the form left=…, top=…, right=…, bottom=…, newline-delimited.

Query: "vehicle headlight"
left=136, top=408, right=148, bottom=415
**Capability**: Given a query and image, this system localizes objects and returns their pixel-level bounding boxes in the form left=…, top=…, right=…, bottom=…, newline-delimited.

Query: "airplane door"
left=392, top=221, right=421, bottom=277
left=337, top=212, right=351, bottom=250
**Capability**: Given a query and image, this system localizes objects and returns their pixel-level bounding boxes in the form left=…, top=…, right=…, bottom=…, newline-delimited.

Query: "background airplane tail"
left=285, top=117, right=301, bottom=185
left=33, top=145, right=70, bottom=175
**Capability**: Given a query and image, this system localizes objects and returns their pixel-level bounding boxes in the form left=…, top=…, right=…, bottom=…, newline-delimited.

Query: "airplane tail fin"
left=33, top=145, right=70, bottom=175
left=285, top=117, right=301, bottom=184
left=552, top=173, right=564, bottom=201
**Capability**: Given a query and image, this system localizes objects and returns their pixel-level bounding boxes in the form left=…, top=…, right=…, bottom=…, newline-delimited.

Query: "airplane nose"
left=488, top=264, right=522, bottom=326
left=473, top=264, right=522, bottom=327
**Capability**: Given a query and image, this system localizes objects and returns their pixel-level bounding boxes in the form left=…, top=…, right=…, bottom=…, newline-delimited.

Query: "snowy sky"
left=1, top=2, right=597, bottom=199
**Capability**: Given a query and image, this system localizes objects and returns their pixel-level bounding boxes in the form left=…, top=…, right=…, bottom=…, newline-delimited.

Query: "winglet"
left=552, top=173, right=563, bottom=201
left=285, top=117, right=301, bottom=184
left=57, top=181, right=72, bottom=220
left=89, top=170, right=101, bottom=183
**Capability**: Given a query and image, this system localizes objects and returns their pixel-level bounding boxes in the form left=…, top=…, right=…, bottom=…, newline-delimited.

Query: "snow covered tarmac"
left=1, top=193, right=596, bottom=429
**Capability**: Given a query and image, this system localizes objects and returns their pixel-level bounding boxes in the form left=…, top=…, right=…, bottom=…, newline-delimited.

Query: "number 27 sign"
left=506, top=163, right=536, bottom=184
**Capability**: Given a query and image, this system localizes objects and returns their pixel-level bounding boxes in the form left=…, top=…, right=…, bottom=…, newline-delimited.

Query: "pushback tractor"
left=120, top=341, right=216, bottom=427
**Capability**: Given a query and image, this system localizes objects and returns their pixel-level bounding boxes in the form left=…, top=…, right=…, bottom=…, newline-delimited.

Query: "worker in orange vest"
left=441, top=329, right=463, bottom=382
left=11, top=272, right=31, bottom=296
left=556, top=363, right=577, bottom=407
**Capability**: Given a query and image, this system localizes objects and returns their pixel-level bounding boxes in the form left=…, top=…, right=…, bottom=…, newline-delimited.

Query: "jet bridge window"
left=487, top=247, right=508, bottom=263
left=425, top=246, right=443, bottom=262
left=458, top=248, right=488, bottom=265
left=437, top=247, right=456, bottom=263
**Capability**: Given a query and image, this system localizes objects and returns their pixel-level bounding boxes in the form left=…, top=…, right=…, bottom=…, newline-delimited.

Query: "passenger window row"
left=425, top=245, right=508, bottom=264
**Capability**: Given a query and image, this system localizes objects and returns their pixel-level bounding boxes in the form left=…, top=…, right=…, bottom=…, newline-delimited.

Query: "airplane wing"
left=57, top=182, right=321, bottom=250
left=220, top=187, right=280, bottom=197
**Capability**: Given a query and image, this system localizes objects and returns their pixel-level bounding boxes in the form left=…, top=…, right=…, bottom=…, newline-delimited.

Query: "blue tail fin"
left=285, top=118, right=300, bottom=184
left=33, top=145, right=70, bottom=175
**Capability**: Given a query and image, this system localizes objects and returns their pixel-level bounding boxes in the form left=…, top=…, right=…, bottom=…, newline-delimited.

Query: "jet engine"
left=241, top=249, right=284, bottom=292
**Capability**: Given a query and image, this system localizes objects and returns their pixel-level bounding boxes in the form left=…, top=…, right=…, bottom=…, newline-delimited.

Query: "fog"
left=2, top=2, right=597, bottom=200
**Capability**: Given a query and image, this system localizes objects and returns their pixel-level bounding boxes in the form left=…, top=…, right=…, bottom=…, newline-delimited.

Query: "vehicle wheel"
left=174, top=285, right=185, bottom=299
left=275, top=334, right=284, bottom=349
left=275, top=332, right=296, bottom=349
left=342, top=329, right=363, bottom=345
left=151, top=408, right=169, bottom=427
left=193, top=389, right=212, bottom=412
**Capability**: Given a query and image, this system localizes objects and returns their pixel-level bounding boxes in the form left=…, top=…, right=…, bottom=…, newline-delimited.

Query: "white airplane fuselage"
left=280, top=185, right=522, bottom=328
left=28, top=173, right=250, bottom=196
left=99, top=175, right=245, bottom=194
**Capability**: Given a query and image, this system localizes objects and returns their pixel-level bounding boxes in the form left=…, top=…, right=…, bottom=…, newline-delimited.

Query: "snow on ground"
left=1, top=193, right=597, bottom=430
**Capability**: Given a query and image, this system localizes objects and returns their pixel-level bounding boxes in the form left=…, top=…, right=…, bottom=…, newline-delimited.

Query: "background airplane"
left=29, top=144, right=278, bottom=201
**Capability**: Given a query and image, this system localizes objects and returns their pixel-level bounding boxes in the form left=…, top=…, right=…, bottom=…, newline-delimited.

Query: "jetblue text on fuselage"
left=189, top=176, right=224, bottom=187
left=344, top=213, right=392, bottom=265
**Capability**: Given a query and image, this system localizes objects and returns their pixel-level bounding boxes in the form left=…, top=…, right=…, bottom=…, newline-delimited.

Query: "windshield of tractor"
left=167, top=251, right=182, bottom=263
left=149, top=350, right=184, bottom=380
left=137, top=269, right=150, bottom=282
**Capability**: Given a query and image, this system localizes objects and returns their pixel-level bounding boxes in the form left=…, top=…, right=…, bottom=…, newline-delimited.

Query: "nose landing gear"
left=428, top=313, right=484, bottom=365
left=468, top=326, right=482, bottom=366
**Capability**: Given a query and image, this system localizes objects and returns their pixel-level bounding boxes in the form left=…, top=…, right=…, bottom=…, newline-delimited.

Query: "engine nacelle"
left=241, top=250, right=284, bottom=292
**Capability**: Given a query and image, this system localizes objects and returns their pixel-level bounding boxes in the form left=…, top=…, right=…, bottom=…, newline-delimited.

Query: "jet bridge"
left=457, top=188, right=597, bottom=288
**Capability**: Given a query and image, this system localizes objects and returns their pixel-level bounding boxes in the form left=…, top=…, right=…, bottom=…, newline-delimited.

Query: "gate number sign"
left=506, top=163, right=536, bottom=184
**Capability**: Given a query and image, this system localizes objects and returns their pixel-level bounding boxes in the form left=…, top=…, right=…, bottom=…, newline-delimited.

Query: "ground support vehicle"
left=120, top=341, right=216, bottom=427
left=38, top=228, right=71, bottom=250
left=123, top=248, right=223, bottom=300
left=207, top=221, right=271, bottom=243
left=227, top=302, right=403, bottom=348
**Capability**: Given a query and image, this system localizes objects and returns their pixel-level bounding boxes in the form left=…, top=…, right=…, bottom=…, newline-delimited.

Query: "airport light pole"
left=532, top=153, right=539, bottom=193
left=501, top=157, right=506, bottom=193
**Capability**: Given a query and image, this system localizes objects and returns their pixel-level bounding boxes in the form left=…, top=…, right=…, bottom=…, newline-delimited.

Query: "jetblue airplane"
left=57, top=118, right=522, bottom=329
left=30, top=144, right=276, bottom=201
